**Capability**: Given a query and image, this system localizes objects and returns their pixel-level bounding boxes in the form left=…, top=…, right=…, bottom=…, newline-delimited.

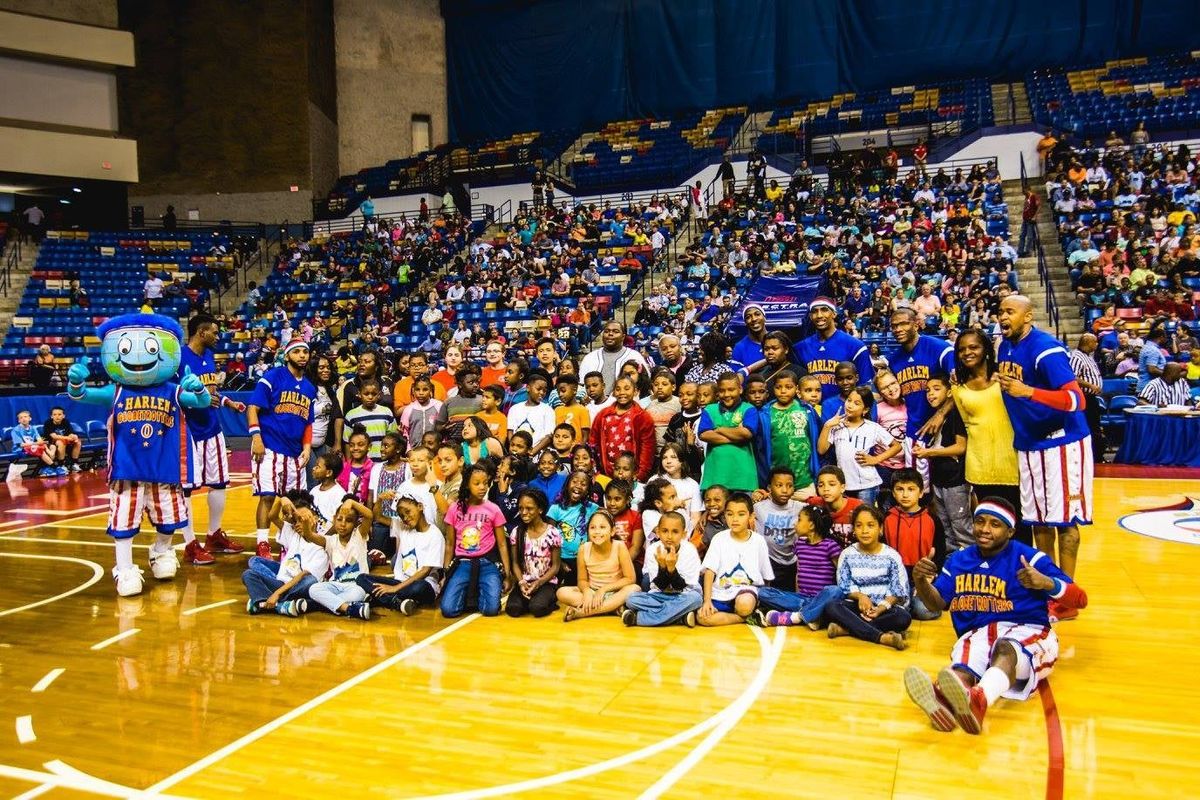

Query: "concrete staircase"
left=1003, top=179, right=1083, bottom=344
left=0, top=240, right=40, bottom=344
left=991, top=82, right=1033, bottom=126
left=725, top=110, right=774, bottom=156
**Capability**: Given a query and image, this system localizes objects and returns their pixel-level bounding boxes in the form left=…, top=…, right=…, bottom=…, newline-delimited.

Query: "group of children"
left=239, top=345, right=1086, bottom=735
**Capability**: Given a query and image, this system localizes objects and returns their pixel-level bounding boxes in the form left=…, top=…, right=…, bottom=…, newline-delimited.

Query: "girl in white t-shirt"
left=647, top=443, right=704, bottom=533
left=306, top=497, right=374, bottom=620
left=817, top=387, right=902, bottom=507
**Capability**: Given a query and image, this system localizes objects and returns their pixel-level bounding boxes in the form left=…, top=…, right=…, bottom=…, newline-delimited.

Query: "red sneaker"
left=184, top=540, right=216, bottom=566
left=937, top=667, right=987, bottom=734
left=206, top=528, right=245, bottom=554
left=254, top=540, right=272, bottom=559
left=903, top=666, right=957, bottom=732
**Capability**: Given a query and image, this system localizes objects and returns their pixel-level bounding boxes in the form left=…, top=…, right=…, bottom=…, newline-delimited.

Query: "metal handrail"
left=129, top=216, right=267, bottom=239
left=0, top=235, right=20, bottom=296
left=1021, top=152, right=1062, bottom=340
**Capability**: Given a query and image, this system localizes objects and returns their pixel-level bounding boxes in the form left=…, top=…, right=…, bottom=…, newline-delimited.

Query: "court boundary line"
left=31, top=668, right=65, bottom=693
left=403, top=624, right=781, bottom=800
left=0, top=552, right=104, bottom=618
left=90, top=628, right=141, bottom=651
left=1039, top=681, right=1065, bottom=800
left=142, top=613, right=482, bottom=795
left=16, top=715, right=36, bottom=744
left=0, top=761, right=179, bottom=800
left=181, top=599, right=237, bottom=616
left=637, top=626, right=784, bottom=799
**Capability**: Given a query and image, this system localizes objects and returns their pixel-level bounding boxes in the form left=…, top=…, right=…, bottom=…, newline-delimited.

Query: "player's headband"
left=973, top=501, right=1015, bottom=529
left=809, top=297, right=837, bottom=312
left=742, top=303, right=766, bottom=321
left=282, top=339, right=310, bottom=356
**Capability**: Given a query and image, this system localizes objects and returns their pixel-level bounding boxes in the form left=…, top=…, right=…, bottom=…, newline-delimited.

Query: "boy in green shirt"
left=698, top=372, right=760, bottom=492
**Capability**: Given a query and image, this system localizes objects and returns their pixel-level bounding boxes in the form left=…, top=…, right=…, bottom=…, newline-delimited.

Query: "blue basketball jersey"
left=997, top=327, right=1089, bottom=451
left=109, top=383, right=187, bottom=484
left=887, top=335, right=953, bottom=436
left=794, top=331, right=875, bottom=400
left=248, top=366, right=316, bottom=457
left=932, top=540, right=1072, bottom=636
left=178, top=346, right=222, bottom=441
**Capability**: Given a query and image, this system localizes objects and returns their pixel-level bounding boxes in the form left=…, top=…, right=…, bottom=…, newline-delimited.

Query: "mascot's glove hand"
left=179, top=366, right=205, bottom=394
left=67, top=360, right=90, bottom=387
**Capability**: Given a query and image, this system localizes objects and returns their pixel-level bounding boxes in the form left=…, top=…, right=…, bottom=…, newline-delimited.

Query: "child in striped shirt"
left=758, top=504, right=846, bottom=628
left=823, top=504, right=911, bottom=650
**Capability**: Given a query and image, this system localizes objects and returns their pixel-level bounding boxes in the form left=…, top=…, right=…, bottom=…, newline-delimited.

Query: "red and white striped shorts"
left=185, top=433, right=229, bottom=490
left=950, top=621, right=1059, bottom=701
left=252, top=448, right=307, bottom=497
left=1018, top=437, right=1093, bottom=527
left=108, top=481, right=189, bottom=539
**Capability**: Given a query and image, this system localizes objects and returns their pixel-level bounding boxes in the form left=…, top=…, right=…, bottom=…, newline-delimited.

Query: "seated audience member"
left=10, top=410, right=58, bottom=475
left=243, top=492, right=329, bottom=617
left=556, top=508, right=640, bottom=621
left=506, top=488, right=563, bottom=618
left=358, top=493, right=446, bottom=615
left=698, top=492, right=772, bottom=626
left=823, top=504, right=911, bottom=650
left=903, top=499, right=1087, bottom=734
left=42, top=406, right=82, bottom=473
left=305, top=497, right=374, bottom=619
left=622, top=510, right=703, bottom=627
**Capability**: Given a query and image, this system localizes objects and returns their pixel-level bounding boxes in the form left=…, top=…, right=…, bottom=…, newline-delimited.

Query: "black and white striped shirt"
left=1067, top=348, right=1102, bottom=392
left=1138, top=378, right=1191, bottom=407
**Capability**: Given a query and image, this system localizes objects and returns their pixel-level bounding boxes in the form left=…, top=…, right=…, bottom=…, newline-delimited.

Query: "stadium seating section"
left=1028, top=52, right=1200, bottom=136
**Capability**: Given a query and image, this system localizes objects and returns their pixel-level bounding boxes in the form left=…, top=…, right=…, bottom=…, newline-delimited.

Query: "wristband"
left=248, top=426, right=261, bottom=437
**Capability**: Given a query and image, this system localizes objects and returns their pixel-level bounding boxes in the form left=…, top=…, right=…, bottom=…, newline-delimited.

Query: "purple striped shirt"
left=794, top=536, right=843, bottom=596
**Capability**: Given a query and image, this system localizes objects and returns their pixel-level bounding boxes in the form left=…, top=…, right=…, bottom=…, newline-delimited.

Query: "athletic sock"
left=255, top=528, right=269, bottom=543
left=153, top=533, right=173, bottom=554
left=180, top=519, right=196, bottom=545
left=979, top=667, right=1011, bottom=706
left=115, top=538, right=134, bottom=570
left=207, top=489, right=227, bottom=534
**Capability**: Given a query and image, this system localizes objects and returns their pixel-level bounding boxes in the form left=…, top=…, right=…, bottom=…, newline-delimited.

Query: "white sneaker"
left=113, top=565, right=145, bottom=597
left=149, top=548, right=179, bottom=580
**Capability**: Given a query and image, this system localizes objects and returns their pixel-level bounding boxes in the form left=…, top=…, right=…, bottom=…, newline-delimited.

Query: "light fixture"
left=72, top=187, right=82, bottom=193
left=59, top=199, right=70, bottom=205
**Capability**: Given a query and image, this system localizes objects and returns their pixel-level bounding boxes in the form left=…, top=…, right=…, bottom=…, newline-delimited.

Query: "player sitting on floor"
left=903, top=497, right=1088, bottom=734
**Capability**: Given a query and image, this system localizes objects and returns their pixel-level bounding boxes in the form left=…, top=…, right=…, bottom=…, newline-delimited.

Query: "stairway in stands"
left=1005, top=178, right=1082, bottom=343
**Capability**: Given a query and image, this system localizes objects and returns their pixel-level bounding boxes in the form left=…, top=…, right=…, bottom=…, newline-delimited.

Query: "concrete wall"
left=126, top=190, right=314, bottom=225
left=942, top=131, right=1045, bottom=179
left=0, top=1, right=117, bottom=29
left=335, top=0, right=447, bottom=176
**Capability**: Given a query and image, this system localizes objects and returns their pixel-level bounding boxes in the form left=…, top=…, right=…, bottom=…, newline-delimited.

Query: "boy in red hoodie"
left=883, top=468, right=945, bottom=620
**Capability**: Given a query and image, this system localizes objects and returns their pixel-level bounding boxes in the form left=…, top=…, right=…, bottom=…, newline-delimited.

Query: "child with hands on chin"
left=242, top=490, right=329, bottom=617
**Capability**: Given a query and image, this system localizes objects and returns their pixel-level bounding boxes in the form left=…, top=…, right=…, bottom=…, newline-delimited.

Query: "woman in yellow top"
left=921, top=329, right=1029, bottom=545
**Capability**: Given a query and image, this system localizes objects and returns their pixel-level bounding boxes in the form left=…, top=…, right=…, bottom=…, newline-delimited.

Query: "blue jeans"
left=848, top=486, right=879, bottom=506
left=309, top=580, right=368, bottom=613
left=757, top=584, right=846, bottom=623
left=910, top=589, right=942, bottom=620
left=356, top=574, right=437, bottom=610
left=1018, top=219, right=1037, bottom=255
left=624, top=588, right=702, bottom=626
left=241, top=556, right=317, bottom=604
left=440, top=558, right=502, bottom=617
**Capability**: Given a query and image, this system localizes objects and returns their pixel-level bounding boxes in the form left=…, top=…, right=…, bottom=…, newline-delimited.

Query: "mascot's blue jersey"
left=109, top=383, right=188, bottom=484
left=178, top=347, right=222, bottom=441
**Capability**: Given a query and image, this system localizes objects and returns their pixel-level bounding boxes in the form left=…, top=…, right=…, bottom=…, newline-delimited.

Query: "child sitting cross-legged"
left=823, top=504, right=912, bottom=650
left=622, top=511, right=703, bottom=628
left=357, top=493, right=446, bottom=616
left=698, top=492, right=773, bottom=627
left=757, top=503, right=846, bottom=629
left=556, top=509, right=641, bottom=622
left=306, top=496, right=375, bottom=620
left=242, top=490, right=329, bottom=617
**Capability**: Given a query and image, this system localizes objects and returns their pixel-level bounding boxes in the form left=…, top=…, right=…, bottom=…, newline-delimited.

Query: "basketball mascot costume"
left=67, top=313, right=211, bottom=596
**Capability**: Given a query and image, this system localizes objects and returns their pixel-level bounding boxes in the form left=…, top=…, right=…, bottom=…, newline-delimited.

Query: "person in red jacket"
left=883, top=469, right=946, bottom=621
left=590, top=375, right=656, bottom=481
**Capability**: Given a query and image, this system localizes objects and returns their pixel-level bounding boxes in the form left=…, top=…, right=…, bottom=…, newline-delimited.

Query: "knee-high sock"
left=115, top=538, right=134, bottom=570
left=206, top=489, right=227, bottom=534
left=153, top=532, right=173, bottom=554
left=179, top=510, right=196, bottom=545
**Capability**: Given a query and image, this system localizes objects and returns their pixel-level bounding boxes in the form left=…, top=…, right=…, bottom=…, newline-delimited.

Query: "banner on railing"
left=724, top=274, right=826, bottom=339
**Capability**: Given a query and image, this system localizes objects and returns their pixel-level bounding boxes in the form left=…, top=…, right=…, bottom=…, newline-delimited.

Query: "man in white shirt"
left=144, top=273, right=165, bottom=308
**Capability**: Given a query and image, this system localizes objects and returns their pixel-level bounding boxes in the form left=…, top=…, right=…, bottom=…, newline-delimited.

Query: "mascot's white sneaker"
left=113, top=565, right=145, bottom=597
left=149, top=547, right=179, bottom=580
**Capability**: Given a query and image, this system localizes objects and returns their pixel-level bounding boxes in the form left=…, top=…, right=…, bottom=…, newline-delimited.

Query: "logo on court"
left=1118, top=498, right=1200, bottom=546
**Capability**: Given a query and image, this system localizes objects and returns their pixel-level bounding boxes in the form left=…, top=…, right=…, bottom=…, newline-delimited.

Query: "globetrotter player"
left=178, top=313, right=247, bottom=564
left=67, top=313, right=212, bottom=596
left=247, top=337, right=316, bottom=558
left=793, top=296, right=875, bottom=401
left=995, top=295, right=1092, bottom=621
left=902, top=498, right=1087, bottom=734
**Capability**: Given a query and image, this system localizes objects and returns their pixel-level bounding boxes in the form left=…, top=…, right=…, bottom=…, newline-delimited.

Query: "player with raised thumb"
left=912, top=547, right=939, bottom=583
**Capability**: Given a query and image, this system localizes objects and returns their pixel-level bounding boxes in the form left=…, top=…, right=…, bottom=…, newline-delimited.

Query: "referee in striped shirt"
left=1068, top=333, right=1105, bottom=461
left=1138, top=361, right=1192, bottom=407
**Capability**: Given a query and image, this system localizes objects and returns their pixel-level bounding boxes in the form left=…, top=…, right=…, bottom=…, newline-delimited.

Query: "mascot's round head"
left=97, top=313, right=184, bottom=387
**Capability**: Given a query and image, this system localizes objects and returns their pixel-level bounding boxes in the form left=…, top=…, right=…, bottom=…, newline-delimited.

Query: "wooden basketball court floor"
left=0, top=467, right=1197, bottom=800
